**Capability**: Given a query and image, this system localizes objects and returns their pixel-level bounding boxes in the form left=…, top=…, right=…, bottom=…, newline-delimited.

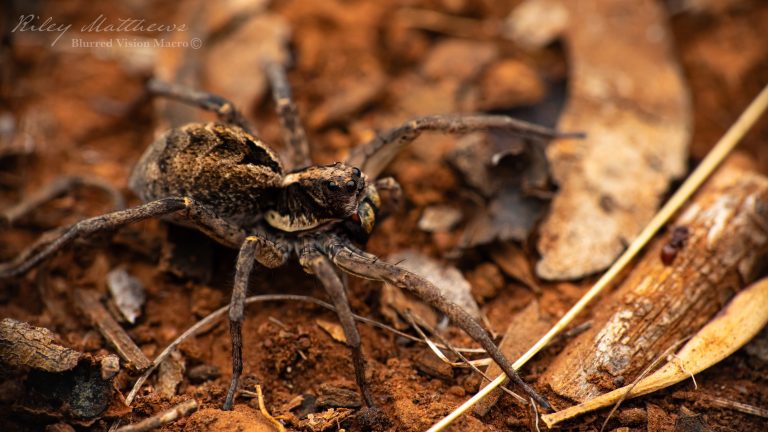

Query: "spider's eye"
left=352, top=167, right=361, bottom=178
left=327, top=181, right=340, bottom=191
left=346, top=180, right=357, bottom=191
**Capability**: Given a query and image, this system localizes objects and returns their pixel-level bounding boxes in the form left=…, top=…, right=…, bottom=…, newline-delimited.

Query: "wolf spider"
left=0, top=61, right=578, bottom=413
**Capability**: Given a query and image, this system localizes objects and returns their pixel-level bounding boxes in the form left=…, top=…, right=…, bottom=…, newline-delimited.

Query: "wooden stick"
left=544, top=160, right=768, bottom=400
left=115, top=399, right=198, bottom=432
left=74, top=289, right=151, bottom=371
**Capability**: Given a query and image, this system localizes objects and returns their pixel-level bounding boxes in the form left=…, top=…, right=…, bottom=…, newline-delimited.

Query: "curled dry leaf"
left=448, top=130, right=554, bottom=248
left=509, top=0, right=692, bottom=280
left=541, top=276, right=768, bottom=428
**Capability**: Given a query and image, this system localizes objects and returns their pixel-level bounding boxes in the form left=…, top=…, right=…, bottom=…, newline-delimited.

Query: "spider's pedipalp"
left=299, top=245, right=374, bottom=407
left=326, top=238, right=553, bottom=411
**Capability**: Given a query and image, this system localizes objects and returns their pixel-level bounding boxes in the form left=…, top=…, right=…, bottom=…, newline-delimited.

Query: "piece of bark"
left=73, top=289, right=151, bottom=371
left=509, top=0, right=691, bottom=280
left=0, top=318, right=81, bottom=372
left=472, top=301, right=550, bottom=416
left=157, top=350, right=185, bottom=399
left=542, top=162, right=768, bottom=401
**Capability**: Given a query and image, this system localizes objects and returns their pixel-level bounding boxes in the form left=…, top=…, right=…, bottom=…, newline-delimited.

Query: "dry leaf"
left=514, top=0, right=691, bottom=280
left=541, top=276, right=768, bottom=427
left=489, top=242, right=541, bottom=293
left=316, top=319, right=347, bottom=344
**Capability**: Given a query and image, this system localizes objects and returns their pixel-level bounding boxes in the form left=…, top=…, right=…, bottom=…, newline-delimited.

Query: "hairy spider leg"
left=324, top=236, right=553, bottom=411
left=300, top=247, right=375, bottom=407
left=224, top=233, right=289, bottom=410
left=0, top=197, right=187, bottom=278
left=264, top=61, right=312, bottom=170
left=147, top=79, right=256, bottom=134
left=1, top=175, right=125, bottom=226
left=347, top=114, right=585, bottom=180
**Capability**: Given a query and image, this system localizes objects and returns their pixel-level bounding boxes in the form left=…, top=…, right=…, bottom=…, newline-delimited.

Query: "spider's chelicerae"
left=0, top=61, right=577, bottom=413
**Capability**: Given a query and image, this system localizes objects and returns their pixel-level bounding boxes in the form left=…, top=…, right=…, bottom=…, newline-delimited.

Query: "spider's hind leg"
left=147, top=79, right=256, bottom=134
left=0, top=197, right=188, bottom=278
left=1, top=175, right=125, bottom=227
left=326, top=238, right=553, bottom=411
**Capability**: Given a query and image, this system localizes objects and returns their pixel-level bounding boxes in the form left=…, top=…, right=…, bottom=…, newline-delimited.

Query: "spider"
left=0, top=61, right=578, bottom=414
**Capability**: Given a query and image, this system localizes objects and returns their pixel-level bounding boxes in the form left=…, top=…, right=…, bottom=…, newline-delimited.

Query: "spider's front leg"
left=298, top=241, right=375, bottom=408
left=347, top=114, right=584, bottom=179
left=324, top=237, right=553, bottom=411
left=224, top=232, right=289, bottom=410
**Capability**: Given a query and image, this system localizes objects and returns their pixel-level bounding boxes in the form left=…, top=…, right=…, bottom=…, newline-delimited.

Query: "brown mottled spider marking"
left=1, top=60, right=581, bottom=413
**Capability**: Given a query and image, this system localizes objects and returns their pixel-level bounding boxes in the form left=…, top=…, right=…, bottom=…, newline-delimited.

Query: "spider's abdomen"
left=129, top=122, right=284, bottom=226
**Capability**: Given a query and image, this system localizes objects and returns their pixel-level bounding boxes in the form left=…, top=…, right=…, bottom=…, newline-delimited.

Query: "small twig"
left=674, top=392, right=768, bottom=418
left=73, top=289, right=151, bottom=371
left=115, top=399, right=198, bottom=432
left=530, top=397, right=541, bottom=432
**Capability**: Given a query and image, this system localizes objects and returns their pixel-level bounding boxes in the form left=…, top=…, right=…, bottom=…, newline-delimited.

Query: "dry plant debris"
left=544, top=159, right=768, bottom=401
left=542, top=275, right=768, bottom=427
left=2, top=0, right=768, bottom=431
left=515, top=0, right=692, bottom=280
left=0, top=318, right=81, bottom=372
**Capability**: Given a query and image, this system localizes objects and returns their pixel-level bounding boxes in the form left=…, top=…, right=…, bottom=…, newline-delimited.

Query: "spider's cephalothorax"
left=0, top=62, right=580, bottom=417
